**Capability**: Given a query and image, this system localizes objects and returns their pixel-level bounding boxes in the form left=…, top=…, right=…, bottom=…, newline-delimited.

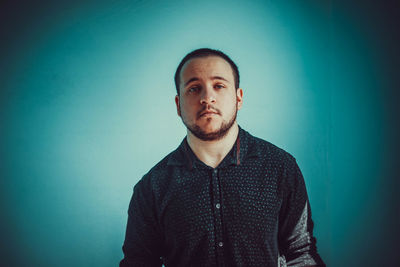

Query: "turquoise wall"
left=1, top=0, right=399, bottom=266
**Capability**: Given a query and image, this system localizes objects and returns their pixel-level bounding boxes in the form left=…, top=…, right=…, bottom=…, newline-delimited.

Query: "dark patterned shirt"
left=120, top=127, right=325, bottom=267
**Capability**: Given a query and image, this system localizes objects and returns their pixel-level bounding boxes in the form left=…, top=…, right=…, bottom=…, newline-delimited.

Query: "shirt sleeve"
left=120, top=177, right=163, bottom=267
left=278, top=158, right=325, bottom=267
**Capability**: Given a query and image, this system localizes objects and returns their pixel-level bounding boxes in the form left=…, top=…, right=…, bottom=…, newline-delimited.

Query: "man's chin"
left=183, top=111, right=237, bottom=141
left=197, top=124, right=220, bottom=133
left=188, top=124, right=229, bottom=141
left=196, top=121, right=223, bottom=132
left=192, top=131, right=222, bottom=141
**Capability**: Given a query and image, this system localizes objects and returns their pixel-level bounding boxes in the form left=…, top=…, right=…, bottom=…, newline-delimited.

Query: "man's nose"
left=200, top=86, right=216, bottom=105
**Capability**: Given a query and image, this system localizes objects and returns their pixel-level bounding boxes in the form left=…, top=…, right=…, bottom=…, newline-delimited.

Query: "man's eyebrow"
left=184, top=77, right=199, bottom=87
left=184, top=76, right=230, bottom=87
left=211, top=76, right=230, bottom=83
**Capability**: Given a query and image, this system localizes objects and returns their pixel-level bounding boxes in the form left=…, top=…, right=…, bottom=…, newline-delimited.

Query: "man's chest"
left=158, top=166, right=282, bottom=245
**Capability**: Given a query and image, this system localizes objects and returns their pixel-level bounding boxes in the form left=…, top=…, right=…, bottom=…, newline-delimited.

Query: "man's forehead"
left=180, top=56, right=234, bottom=82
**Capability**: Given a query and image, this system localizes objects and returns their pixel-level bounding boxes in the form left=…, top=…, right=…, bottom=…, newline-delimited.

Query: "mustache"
left=197, top=105, right=221, bottom=118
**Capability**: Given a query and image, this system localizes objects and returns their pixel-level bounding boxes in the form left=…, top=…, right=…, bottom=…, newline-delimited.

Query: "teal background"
left=1, top=0, right=399, bottom=266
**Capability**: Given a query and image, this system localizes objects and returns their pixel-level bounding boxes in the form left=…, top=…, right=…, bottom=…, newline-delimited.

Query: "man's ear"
left=175, top=95, right=181, bottom=116
left=236, top=88, right=243, bottom=110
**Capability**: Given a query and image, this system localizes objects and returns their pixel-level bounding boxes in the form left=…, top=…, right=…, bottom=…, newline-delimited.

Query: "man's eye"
left=188, top=87, right=200, bottom=92
left=215, top=84, right=225, bottom=89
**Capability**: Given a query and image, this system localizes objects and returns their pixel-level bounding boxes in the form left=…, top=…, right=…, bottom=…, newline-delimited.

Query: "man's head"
left=174, top=48, right=240, bottom=96
left=174, top=48, right=243, bottom=141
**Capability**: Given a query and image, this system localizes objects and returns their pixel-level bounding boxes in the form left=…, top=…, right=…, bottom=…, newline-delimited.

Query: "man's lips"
left=199, top=110, right=220, bottom=118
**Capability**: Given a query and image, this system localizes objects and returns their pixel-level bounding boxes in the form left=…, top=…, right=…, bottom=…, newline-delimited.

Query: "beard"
left=181, top=104, right=238, bottom=141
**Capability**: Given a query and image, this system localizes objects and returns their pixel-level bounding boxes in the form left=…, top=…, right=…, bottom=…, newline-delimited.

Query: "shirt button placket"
left=211, top=168, right=224, bottom=266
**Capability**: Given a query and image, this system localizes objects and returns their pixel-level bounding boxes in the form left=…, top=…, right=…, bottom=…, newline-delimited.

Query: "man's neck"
left=186, top=123, right=239, bottom=168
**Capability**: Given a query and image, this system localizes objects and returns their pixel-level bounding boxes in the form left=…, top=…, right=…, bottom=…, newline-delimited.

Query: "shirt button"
left=216, top=203, right=221, bottom=209
left=213, top=169, right=218, bottom=174
left=218, top=242, right=223, bottom=247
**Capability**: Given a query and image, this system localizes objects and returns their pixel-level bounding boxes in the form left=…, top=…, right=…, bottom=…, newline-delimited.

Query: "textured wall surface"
left=1, top=0, right=399, bottom=266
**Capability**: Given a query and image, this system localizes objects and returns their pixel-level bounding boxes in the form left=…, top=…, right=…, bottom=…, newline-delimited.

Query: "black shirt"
left=120, top=127, right=325, bottom=267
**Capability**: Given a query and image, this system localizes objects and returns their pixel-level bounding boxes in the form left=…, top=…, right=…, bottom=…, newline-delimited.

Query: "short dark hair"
left=174, top=48, right=240, bottom=95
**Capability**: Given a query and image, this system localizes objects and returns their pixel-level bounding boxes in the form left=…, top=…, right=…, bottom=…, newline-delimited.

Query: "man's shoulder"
left=138, top=143, right=184, bottom=184
left=244, top=130, right=302, bottom=186
left=243, top=129, right=296, bottom=164
left=147, top=148, right=179, bottom=173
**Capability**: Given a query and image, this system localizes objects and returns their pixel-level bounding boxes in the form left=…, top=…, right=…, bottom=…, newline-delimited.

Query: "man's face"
left=175, top=56, right=243, bottom=141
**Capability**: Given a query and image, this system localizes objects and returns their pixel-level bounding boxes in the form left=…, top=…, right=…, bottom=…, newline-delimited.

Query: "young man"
left=120, top=48, right=325, bottom=267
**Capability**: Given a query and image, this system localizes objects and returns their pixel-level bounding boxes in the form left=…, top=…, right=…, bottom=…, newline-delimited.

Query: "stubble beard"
left=181, top=104, right=238, bottom=141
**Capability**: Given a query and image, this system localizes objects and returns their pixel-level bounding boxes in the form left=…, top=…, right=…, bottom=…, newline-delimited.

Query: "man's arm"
left=278, top=158, right=325, bottom=267
left=120, top=177, right=163, bottom=267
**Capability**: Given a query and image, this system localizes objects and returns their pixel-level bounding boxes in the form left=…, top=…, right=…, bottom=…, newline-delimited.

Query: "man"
left=120, top=48, right=325, bottom=267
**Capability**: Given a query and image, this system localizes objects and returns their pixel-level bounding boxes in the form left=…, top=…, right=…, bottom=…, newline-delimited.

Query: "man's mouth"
left=199, top=110, right=219, bottom=117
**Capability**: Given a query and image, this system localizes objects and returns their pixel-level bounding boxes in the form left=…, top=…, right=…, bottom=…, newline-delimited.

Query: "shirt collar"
left=167, top=125, right=261, bottom=170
